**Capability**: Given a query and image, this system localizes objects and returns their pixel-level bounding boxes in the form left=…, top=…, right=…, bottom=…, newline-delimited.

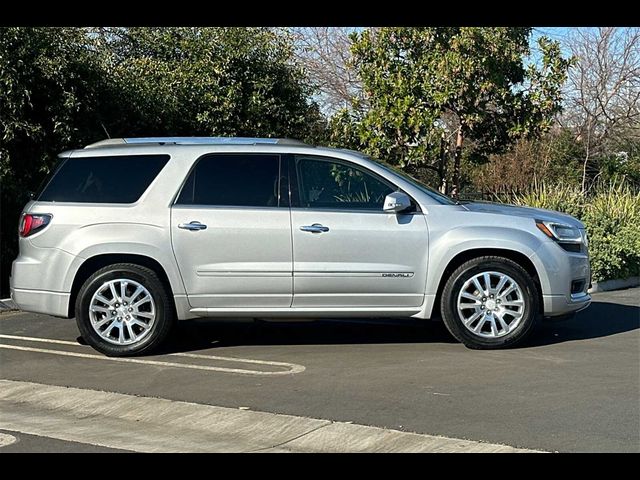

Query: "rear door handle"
left=300, top=223, right=329, bottom=233
left=178, top=221, right=207, bottom=231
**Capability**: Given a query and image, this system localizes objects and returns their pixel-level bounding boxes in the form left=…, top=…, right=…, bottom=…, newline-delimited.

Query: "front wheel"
left=440, top=256, right=539, bottom=349
left=75, top=263, right=175, bottom=357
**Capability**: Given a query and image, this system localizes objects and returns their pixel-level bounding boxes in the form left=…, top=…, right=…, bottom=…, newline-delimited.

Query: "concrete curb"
left=0, top=379, right=544, bottom=453
left=589, top=276, right=640, bottom=293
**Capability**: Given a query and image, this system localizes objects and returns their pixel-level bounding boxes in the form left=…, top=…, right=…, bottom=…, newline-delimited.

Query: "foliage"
left=93, top=27, right=323, bottom=141
left=471, top=129, right=584, bottom=196
left=0, top=28, right=102, bottom=181
left=329, top=27, right=571, bottom=194
left=506, top=179, right=640, bottom=282
left=596, top=137, right=640, bottom=188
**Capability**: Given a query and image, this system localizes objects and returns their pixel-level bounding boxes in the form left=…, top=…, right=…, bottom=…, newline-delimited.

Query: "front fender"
left=425, top=225, right=545, bottom=296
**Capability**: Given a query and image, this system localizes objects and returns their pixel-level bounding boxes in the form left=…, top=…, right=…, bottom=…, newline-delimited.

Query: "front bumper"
left=530, top=240, right=592, bottom=317
left=543, top=292, right=591, bottom=317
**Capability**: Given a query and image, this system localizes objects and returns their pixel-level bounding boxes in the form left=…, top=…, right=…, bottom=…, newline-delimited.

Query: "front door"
left=171, top=153, right=292, bottom=309
left=290, top=155, right=428, bottom=308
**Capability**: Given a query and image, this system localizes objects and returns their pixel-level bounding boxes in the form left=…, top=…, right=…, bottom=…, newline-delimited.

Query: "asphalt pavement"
left=1, top=288, right=638, bottom=453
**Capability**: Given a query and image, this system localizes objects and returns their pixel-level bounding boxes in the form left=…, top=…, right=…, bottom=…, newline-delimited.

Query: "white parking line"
left=0, top=432, right=18, bottom=448
left=171, top=351, right=304, bottom=370
left=0, top=334, right=305, bottom=376
left=0, top=334, right=76, bottom=346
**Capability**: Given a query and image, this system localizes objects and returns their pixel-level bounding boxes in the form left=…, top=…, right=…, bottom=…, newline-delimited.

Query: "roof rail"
left=84, top=137, right=308, bottom=149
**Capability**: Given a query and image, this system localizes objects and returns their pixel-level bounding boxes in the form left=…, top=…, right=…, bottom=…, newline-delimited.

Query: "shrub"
left=504, top=179, right=640, bottom=282
left=508, top=180, right=584, bottom=219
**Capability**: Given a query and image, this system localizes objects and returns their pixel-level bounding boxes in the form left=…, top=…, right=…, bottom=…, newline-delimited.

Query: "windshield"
left=369, top=158, right=457, bottom=205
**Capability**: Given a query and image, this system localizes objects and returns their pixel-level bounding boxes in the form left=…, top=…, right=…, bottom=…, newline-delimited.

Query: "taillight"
left=19, top=213, right=52, bottom=237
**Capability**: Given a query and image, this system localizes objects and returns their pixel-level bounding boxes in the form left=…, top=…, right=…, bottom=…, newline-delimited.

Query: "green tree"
left=332, top=27, right=571, bottom=196
left=92, top=27, right=324, bottom=141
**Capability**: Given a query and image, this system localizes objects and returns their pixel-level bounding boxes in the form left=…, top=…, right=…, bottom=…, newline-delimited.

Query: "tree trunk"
left=438, top=132, right=448, bottom=194
left=451, top=127, right=463, bottom=199
left=581, top=121, right=592, bottom=194
left=581, top=145, right=590, bottom=194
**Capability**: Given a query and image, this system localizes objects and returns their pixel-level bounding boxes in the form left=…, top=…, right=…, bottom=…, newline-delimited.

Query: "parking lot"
left=1, top=287, right=638, bottom=453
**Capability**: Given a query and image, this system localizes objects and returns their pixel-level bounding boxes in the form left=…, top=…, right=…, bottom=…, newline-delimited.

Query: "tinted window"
left=38, top=155, right=169, bottom=203
left=296, top=156, right=394, bottom=210
left=176, top=154, right=281, bottom=207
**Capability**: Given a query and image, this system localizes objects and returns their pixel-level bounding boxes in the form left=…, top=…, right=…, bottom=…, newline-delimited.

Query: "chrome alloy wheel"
left=456, top=271, right=526, bottom=338
left=88, top=279, right=156, bottom=345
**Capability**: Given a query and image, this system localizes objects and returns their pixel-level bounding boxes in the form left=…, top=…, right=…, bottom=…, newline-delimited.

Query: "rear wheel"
left=440, top=256, right=539, bottom=349
left=75, top=263, right=175, bottom=357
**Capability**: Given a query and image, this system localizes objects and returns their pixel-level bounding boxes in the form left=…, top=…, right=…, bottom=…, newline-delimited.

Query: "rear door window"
left=38, top=155, right=170, bottom=203
left=175, top=154, right=283, bottom=207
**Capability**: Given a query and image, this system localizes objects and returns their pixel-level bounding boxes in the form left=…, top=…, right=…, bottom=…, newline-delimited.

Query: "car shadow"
left=159, top=300, right=639, bottom=354
left=162, top=317, right=457, bottom=354
left=523, top=300, right=640, bottom=348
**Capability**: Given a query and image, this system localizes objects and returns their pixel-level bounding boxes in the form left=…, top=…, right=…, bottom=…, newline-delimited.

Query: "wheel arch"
left=68, top=253, right=175, bottom=318
left=432, top=248, right=543, bottom=319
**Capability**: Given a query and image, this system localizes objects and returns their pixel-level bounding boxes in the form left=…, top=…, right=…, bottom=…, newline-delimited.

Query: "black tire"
left=440, top=256, right=539, bottom=350
left=75, top=263, right=175, bottom=357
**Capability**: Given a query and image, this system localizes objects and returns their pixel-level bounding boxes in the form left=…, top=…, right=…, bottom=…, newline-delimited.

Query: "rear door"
left=171, top=153, right=292, bottom=309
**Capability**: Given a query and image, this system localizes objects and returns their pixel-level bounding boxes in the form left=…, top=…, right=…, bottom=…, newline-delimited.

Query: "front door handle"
left=178, top=221, right=207, bottom=231
left=300, top=223, right=329, bottom=233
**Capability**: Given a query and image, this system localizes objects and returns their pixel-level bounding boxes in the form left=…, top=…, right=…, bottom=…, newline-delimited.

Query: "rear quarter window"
left=38, top=155, right=170, bottom=203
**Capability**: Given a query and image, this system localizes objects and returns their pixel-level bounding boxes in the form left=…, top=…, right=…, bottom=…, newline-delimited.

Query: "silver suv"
left=10, top=137, right=591, bottom=356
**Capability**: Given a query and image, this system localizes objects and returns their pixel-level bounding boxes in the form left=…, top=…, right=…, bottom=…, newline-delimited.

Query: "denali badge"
left=382, top=273, right=414, bottom=278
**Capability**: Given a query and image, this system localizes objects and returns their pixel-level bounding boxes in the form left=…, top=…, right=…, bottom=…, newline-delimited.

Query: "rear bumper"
left=10, top=242, right=77, bottom=318
left=10, top=286, right=70, bottom=318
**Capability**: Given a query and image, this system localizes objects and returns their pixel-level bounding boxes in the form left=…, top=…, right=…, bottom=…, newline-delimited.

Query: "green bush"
left=504, top=179, right=640, bottom=283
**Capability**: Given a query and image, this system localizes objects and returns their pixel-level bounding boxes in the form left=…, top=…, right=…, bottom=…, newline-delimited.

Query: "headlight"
left=581, top=229, right=589, bottom=247
left=536, top=220, right=583, bottom=244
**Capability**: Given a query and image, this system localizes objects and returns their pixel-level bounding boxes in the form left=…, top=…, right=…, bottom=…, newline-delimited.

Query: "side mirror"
left=383, top=191, right=412, bottom=213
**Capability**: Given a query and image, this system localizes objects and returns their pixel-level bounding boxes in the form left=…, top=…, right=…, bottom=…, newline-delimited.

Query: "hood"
left=462, top=201, right=585, bottom=229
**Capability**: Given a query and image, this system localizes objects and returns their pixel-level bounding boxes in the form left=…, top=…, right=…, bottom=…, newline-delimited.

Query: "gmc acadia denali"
left=10, top=137, right=591, bottom=356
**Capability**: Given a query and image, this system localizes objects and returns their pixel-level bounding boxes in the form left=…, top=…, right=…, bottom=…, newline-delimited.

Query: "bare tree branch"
left=561, top=27, right=640, bottom=190
left=287, top=27, right=363, bottom=115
